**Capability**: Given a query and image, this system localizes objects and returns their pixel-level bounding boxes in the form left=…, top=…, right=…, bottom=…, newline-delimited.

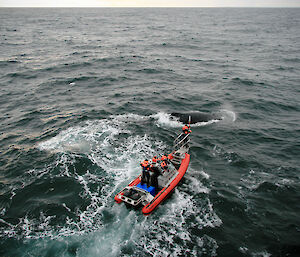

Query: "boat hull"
left=114, top=176, right=141, bottom=203
left=114, top=153, right=190, bottom=215
left=142, top=153, right=190, bottom=215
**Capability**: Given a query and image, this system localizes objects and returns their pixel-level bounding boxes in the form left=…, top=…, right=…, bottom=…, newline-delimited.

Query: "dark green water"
left=0, top=8, right=300, bottom=257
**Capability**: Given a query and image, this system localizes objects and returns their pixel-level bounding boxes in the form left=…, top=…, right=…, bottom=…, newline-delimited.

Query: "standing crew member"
left=161, top=160, right=168, bottom=172
left=150, top=164, right=161, bottom=193
left=140, top=159, right=150, bottom=187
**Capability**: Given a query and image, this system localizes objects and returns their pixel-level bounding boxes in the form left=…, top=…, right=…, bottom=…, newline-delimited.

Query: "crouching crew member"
left=168, top=153, right=174, bottom=161
left=182, top=124, right=192, bottom=134
left=160, top=154, right=168, bottom=163
left=152, top=156, right=158, bottom=164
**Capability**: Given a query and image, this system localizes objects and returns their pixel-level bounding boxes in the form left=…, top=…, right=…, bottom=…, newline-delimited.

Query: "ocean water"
left=0, top=7, right=300, bottom=257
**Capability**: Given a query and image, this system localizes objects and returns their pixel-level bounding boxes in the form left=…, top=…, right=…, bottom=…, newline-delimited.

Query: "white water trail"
left=1, top=113, right=222, bottom=256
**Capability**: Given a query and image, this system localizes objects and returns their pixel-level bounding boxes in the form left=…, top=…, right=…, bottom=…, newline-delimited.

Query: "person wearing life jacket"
left=161, top=160, right=168, bottom=172
left=160, top=154, right=168, bottom=162
left=140, top=159, right=150, bottom=187
left=168, top=153, right=174, bottom=161
left=182, top=124, right=191, bottom=135
left=150, top=164, right=161, bottom=193
left=140, top=159, right=150, bottom=170
left=152, top=156, right=158, bottom=164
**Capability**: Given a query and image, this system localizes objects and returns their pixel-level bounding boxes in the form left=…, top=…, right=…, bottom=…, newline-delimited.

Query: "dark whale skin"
left=171, top=112, right=221, bottom=124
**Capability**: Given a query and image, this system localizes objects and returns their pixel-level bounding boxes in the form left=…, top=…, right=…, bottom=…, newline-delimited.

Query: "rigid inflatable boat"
left=114, top=130, right=191, bottom=215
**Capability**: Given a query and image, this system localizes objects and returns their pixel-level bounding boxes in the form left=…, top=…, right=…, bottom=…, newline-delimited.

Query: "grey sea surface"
left=0, top=8, right=300, bottom=257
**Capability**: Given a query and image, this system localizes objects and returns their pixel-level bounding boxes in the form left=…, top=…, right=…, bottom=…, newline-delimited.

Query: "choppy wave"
left=1, top=7, right=299, bottom=257
left=0, top=114, right=221, bottom=256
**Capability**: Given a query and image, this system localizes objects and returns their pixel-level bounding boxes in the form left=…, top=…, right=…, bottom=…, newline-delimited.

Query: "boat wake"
left=0, top=114, right=222, bottom=256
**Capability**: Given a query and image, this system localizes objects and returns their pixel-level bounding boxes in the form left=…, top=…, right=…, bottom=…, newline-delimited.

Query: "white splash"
left=252, top=250, right=272, bottom=257
left=110, top=113, right=149, bottom=122
left=151, top=112, right=183, bottom=127
left=199, top=170, right=210, bottom=180
left=1, top=114, right=221, bottom=256
left=219, top=109, right=237, bottom=122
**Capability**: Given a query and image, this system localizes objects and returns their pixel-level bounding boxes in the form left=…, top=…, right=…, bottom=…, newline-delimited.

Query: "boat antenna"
left=188, top=115, right=191, bottom=128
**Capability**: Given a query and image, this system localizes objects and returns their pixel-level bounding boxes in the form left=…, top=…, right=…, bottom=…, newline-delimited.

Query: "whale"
left=171, top=112, right=222, bottom=124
